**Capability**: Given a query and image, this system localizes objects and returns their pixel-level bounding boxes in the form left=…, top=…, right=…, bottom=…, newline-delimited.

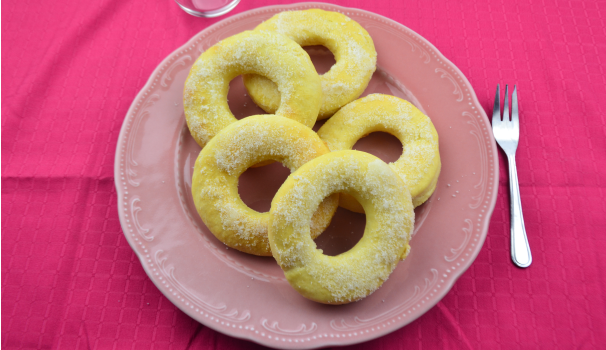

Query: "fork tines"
left=493, top=84, right=519, bottom=123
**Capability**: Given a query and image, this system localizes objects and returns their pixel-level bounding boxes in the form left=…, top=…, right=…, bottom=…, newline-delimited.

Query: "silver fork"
left=492, top=85, right=532, bottom=268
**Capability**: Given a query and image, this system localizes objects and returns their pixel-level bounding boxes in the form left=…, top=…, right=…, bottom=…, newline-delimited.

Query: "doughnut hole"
left=237, top=161, right=291, bottom=213
left=314, top=197, right=366, bottom=257
left=352, top=132, right=403, bottom=164
left=303, top=45, right=336, bottom=75
left=227, top=75, right=269, bottom=120
left=312, top=118, right=328, bottom=132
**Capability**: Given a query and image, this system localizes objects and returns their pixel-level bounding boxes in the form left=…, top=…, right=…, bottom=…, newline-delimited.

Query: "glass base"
left=175, top=0, right=240, bottom=18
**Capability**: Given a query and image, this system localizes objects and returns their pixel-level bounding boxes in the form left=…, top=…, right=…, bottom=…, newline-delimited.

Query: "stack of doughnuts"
left=184, top=9, right=440, bottom=304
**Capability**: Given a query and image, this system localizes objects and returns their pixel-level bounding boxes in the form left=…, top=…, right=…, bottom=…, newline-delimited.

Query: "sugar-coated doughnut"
left=317, top=94, right=440, bottom=212
left=184, top=30, right=322, bottom=148
left=192, top=115, right=338, bottom=256
left=268, top=151, right=414, bottom=304
left=243, top=9, right=377, bottom=120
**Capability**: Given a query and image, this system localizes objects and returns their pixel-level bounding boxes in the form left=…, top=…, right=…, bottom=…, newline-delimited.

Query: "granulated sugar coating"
left=192, top=116, right=338, bottom=256
left=243, top=9, right=377, bottom=119
left=183, top=30, right=322, bottom=148
left=318, top=94, right=441, bottom=211
left=268, top=151, right=414, bottom=304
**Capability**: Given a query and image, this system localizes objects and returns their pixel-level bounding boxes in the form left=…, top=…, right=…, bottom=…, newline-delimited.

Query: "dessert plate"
left=115, top=2, right=498, bottom=348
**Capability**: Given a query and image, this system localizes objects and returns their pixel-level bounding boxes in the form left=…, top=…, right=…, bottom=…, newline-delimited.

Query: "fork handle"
left=507, top=155, right=532, bottom=268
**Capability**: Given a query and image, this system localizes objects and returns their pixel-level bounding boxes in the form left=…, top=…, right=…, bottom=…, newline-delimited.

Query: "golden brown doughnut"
left=317, top=94, right=440, bottom=212
left=192, top=115, right=338, bottom=256
left=243, top=9, right=377, bottom=119
left=184, top=30, right=322, bottom=148
left=269, top=150, right=414, bottom=304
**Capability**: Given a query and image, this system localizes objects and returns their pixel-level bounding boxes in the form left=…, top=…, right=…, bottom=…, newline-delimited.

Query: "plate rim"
left=114, top=2, right=499, bottom=348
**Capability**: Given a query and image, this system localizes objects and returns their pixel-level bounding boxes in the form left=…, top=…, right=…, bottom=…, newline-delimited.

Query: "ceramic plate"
left=115, top=2, right=499, bottom=348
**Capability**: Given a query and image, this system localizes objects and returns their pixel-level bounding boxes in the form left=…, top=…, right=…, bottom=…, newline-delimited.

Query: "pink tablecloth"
left=3, top=0, right=605, bottom=348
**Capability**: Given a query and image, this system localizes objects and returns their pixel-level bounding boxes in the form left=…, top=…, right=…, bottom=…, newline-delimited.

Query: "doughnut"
left=243, top=9, right=377, bottom=120
left=268, top=150, right=414, bottom=304
left=184, top=30, right=322, bottom=148
left=317, top=94, right=441, bottom=212
left=191, top=115, right=339, bottom=256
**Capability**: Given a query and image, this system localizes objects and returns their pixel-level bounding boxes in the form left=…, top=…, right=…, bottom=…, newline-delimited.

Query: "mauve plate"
left=115, top=2, right=499, bottom=348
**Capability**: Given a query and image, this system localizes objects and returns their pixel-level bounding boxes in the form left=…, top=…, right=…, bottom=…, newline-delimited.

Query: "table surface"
left=2, top=0, right=605, bottom=349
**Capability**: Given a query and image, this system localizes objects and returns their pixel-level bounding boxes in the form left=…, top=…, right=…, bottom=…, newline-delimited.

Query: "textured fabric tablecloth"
left=3, top=0, right=606, bottom=348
